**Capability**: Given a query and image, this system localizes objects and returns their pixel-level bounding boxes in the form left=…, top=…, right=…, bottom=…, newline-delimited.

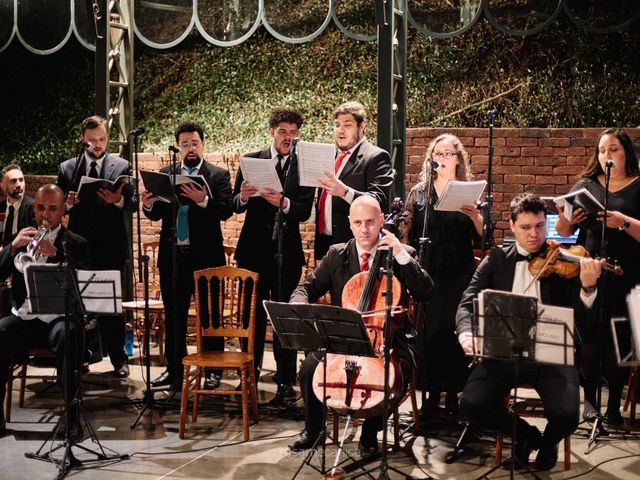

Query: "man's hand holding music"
left=319, top=172, right=348, bottom=198
left=239, top=180, right=258, bottom=203
left=458, top=332, right=478, bottom=356
left=97, top=183, right=124, bottom=204
left=261, top=187, right=288, bottom=209
left=180, top=183, right=206, bottom=204
left=65, top=191, right=79, bottom=209
left=141, top=190, right=158, bottom=209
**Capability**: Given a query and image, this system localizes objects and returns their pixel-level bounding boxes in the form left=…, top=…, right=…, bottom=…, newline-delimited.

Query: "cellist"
left=288, top=196, right=433, bottom=458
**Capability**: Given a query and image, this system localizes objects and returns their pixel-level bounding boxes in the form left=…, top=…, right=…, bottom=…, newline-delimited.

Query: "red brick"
left=505, top=137, right=538, bottom=147
left=552, top=166, right=583, bottom=175
left=503, top=157, right=534, bottom=166
left=494, top=146, right=522, bottom=156
left=539, top=137, right=570, bottom=147
left=534, top=157, right=562, bottom=166
left=566, top=156, right=590, bottom=166
left=475, top=137, right=506, bottom=147
left=553, top=147, right=586, bottom=156
left=522, top=166, right=553, bottom=175
left=571, top=137, right=598, bottom=147
left=523, top=146, right=553, bottom=156
left=505, top=174, right=535, bottom=184
left=536, top=175, right=567, bottom=185
left=520, top=129, right=551, bottom=138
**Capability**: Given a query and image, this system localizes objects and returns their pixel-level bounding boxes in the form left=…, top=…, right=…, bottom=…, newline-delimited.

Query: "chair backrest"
left=139, top=241, right=161, bottom=299
left=193, top=266, right=259, bottom=354
left=223, top=244, right=236, bottom=266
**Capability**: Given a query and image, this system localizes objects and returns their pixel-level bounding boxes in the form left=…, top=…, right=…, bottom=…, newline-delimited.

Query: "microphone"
left=427, top=158, right=441, bottom=172
left=292, top=137, right=301, bottom=147
left=605, top=159, right=615, bottom=169
left=83, top=142, right=93, bottom=151
left=129, top=127, right=145, bottom=136
left=168, top=145, right=180, bottom=153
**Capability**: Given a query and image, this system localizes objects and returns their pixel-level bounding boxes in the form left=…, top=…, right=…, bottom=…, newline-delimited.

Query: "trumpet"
left=14, top=221, right=53, bottom=273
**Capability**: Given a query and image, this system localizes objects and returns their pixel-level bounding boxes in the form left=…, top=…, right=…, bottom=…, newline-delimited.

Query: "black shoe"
left=583, top=400, right=598, bottom=421
left=114, top=362, right=130, bottom=378
left=504, top=426, right=541, bottom=469
left=288, top=429, right=320, bottom=451
left=444, top=393, right=459, bottom=417
left=151, top=370, right=173, bottom=388
left=358, top=430, right=380, bottom=461
left=535, top=442, right=559, bottom=471
left=605, top=410, right=624, bottom=426
left=203, top=372, right=221, bottom=390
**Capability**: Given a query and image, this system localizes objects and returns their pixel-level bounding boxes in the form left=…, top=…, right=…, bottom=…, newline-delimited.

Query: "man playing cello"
left=288, top=196, right=432, bottom=458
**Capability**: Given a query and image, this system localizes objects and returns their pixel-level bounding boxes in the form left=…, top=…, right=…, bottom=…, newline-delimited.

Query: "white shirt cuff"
left=394, top=248, right=411, bottom=265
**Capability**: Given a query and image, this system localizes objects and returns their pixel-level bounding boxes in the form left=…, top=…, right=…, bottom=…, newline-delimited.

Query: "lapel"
left=74, top=155, right=88, bottom=187
left=346, top=240, right=361, bottom=278
left=501, top=244, right=519, bottom=291
left=338, top=140, right=366, bottom=180
left=101, top=153, right=115, bottom=180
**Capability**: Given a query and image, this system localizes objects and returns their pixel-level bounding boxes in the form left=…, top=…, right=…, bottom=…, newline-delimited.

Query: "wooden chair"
left=128, top=240, right=165, bottom=362
left=5, top=348, right=57, bottom=422
left=179, top=266, right=260, bottom=441
left=623, top=363, right=638, bottom=422
left=223, top=244, right=236, bottom=266
left=495, top=386, right=571, bottom=470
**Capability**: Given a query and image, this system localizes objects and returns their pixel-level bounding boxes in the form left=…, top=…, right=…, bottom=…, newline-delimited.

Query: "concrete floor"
left=1, top=345, right=639, bottom=480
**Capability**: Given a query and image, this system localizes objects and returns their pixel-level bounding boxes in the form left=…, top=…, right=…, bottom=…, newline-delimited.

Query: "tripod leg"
left=446, top=422, right=470, bottom=464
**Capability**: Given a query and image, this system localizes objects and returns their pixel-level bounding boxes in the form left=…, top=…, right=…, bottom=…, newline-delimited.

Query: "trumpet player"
left=0, top=184, right=91, bottom=438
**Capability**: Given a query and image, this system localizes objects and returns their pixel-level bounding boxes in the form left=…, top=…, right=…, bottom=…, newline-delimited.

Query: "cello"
left=311, top=230, right=409, bottom=419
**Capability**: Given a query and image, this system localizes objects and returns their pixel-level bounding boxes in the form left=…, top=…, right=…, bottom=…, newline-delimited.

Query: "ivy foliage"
left=1, top=18, right=639, bottom=174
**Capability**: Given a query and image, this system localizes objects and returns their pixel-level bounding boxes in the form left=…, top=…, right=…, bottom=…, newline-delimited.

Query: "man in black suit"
left=232, top=107, right=315, bottom=402
left=142, top=121, right=233, bottom=391
left=288, top=196, right=432, bottom=457
left=0, top=184, right=91, bottom=437
left=1, top=164, right=35, bottom=247
left=314, top=101, right=395, bottom=260
left=57, top=115, right=134, bottom=378
left=456, top=192, right=604, bottom=470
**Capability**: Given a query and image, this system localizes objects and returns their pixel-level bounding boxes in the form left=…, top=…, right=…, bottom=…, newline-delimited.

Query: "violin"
left=527, top=240, right=623, bottom=279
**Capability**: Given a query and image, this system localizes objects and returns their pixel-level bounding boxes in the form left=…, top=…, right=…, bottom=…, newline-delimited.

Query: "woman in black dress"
left=556, top=128, right=640, bottom=423
left=400, top=133, right=483, bottom=417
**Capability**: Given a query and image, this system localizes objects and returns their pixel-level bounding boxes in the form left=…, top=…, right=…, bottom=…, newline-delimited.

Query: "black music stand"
left=24, top=264, right=126, bottom=480
left=263, top=301, right=376, bottom=480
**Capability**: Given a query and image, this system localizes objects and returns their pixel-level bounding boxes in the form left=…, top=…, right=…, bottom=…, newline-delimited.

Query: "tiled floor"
left=1, top=347, right=639, bottom=479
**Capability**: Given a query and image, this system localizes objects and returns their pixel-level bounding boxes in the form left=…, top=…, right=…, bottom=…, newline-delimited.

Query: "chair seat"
left=182, top=351, right=254, bottom=369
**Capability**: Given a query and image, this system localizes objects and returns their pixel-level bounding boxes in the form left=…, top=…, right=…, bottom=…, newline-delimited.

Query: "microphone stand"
left=481, top=108, right=498, bottom=256
left=127, top=130, right=158, bottom=429
left=417, top=161, right=436, bottom=272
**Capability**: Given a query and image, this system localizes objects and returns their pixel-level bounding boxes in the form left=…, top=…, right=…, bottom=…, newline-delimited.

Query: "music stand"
left=24, top=265, right=126, bottom=480
left=263, top=301, right=375, bottom=480
left=471, top=290, right=575, bottom=480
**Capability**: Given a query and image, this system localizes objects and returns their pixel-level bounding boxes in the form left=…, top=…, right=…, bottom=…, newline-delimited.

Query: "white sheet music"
left=239, top=157, right=282, bottom=195
left=77, top=270, right=122, bottom=314
left=434, top=180, right=487, bottom=212
left=297, top=141, right=336, bottom=187
left=535, top=303, right=574, bottom=365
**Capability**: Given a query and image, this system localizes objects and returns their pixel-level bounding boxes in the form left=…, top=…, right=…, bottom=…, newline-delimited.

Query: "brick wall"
left=23, top=127, right=639, bottom=259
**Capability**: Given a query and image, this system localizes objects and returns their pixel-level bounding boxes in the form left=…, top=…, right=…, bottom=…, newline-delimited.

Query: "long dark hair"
left=580, top=128, right=640, bottom=179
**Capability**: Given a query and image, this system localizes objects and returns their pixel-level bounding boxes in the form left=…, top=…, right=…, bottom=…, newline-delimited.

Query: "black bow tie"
left=515, top=245, right=548, bottom=262
left=515, top=252, right=531, bottom=262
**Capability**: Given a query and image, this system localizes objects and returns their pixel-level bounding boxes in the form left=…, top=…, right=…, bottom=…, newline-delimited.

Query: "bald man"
left=287, top=196, right=433, bottom=458
left=0, top=184, right=91, bottom=437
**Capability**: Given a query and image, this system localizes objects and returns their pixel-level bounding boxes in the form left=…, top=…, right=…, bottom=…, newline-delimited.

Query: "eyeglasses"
left=433, top=151, right=457, bottom=159
left=179, top=141, right=201, bottom=149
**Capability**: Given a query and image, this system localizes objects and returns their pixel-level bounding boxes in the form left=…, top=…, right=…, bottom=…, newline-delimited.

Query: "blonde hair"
left=420, top=133, right=473, bottom=182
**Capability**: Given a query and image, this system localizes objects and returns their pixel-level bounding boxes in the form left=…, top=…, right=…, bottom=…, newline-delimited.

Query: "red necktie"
left=360, top=252, right=371, bottom=272
left=317, top=150, right=350, bottom=235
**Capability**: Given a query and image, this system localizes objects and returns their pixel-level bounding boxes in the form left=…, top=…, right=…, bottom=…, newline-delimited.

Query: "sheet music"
left=297, top=141, right=336, bottom=187
left=239, top=157, right=282, bottom=195
left=535, top=303, right=574, bottom=365
left=77, top=270, right=122, bottom=314
left=434, top=180, right=487, bottom=212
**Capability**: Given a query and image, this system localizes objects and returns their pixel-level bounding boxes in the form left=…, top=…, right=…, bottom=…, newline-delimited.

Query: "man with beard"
left=142, top=121, right=233, bottom=391
left=314, top=101, right=395, bottom=260
left=0, top=184, right=91, bottom=437
left=1, top=164, right=35, bottom=247
left=232, top=107, right=315, bottom=403
left=57, top=115, right=134, bottom=378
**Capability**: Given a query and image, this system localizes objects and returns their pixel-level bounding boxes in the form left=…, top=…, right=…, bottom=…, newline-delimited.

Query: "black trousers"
left=299, top=351, right=382, bottom=438
left=237, top=260, right=301, bottom=385
left=0, top=314, right=84, bottom=410
left=159, top=249, right=222, bottom=383
left=460, top=359, right=580, bottom=446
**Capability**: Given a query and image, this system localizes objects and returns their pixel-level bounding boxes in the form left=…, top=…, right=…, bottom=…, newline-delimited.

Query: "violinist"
left=456, top=192, right=604, bottom=471
left=288, top=196, right=433, bottom=458
left=555, top=128, right=640, bottom=424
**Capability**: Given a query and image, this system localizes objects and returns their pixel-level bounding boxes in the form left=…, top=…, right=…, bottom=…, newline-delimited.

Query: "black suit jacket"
left=314, top=139, right=394, bottom=258
left=143, top=160, right=233, bottom=270
left=0, top=226, right=91, bottom=310
left=231, top=148, right=315, bottom=272
left=1, top=196, right=35, bottom=245
left=57, top=153, right=134, bottom=268
left=291, top=238, right=433, bottom=307
left=455, top=243, right=599, bottom=336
